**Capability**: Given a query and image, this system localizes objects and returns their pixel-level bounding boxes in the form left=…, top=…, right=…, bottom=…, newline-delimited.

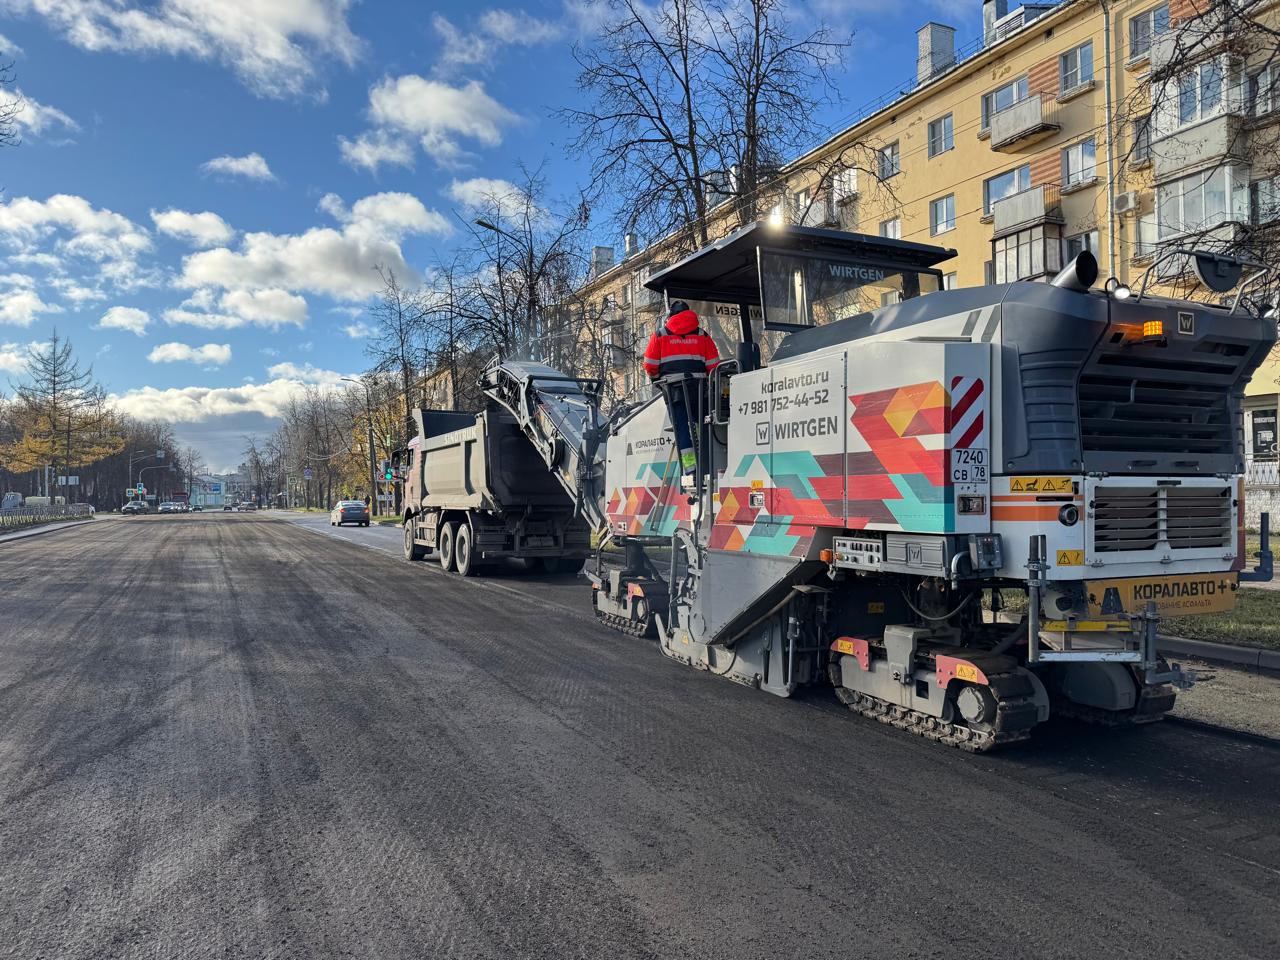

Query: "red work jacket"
left=642, top=310, right=720, bottom=380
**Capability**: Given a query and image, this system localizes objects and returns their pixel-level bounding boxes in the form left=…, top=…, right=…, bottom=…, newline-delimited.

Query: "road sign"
left=303, top=468, right=313, bottom=480
left=209, top=482, right=222, bottom=493
left=56, top=476, right=79, bottom=485
left=126, top=488, right=137, bottom=497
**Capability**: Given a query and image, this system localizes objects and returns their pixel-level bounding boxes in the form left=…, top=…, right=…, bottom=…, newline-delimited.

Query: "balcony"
left=992, top=184, right=1064, bottom=238
left=990, top=95, right=1060, bottom=152
left=1152, top=113, right=1248, bottom=182
left=1150, top=18, right=1228, bottom=77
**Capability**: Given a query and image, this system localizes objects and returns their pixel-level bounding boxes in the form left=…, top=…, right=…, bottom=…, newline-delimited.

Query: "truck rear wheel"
left=439, top=522, right=457, bottom=572
left=404, top=521, right=427, bottom=561
left=454, top=523, right=477, bottom=577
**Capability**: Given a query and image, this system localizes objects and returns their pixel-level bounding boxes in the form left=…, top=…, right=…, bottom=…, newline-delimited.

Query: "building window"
left=879, top=218, right=901, bottom=239
left=1252, top=177, right=1280, bottom=225
left=1249, top=64, right=1280, bottom=116
left=981, top=76, right=1028, bottom=130
left=833, top=167, right=858, bottom=202
left=1063, top=230, right=1099, bottom=261
left=1060, top=41, right=1094, bottom=92
left=983, top=163, right=1031, bottom=214
left=1061, top=138, right=1097, bottom=187
left=993, top=226, right=1062, bottom=283
left=1157, top=59, right=1229, bottom=135
left=944, top=272, right=958, bottom=290
left=880, top=291, right=902, bottom=307
left=791, top=187, right=811, bottom=221
left=930, top=194, right=956, bottom=235
left=620, top=281, right=631, bottom=306
left=928, top=114, right=954, bottom=157
left=1129, top=3, right=1169, bottom=60
left=1132, top=114, right=1152, bottom=164
left=1156, top=165, right=1250, bottom=238
left=1135, top=212, right=1159, bottom=259
left=877, top=142, right=900, bottom=180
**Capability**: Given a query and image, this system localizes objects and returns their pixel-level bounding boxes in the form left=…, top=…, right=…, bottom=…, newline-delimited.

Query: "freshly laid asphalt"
left=2, top=513, right=1279, bottom=959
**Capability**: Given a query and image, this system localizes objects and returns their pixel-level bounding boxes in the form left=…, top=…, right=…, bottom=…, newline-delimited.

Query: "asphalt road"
left=2, top=513, right=1279, bottom=960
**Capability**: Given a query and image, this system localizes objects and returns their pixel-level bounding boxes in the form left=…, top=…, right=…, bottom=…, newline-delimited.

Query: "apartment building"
left=576, top=0, right=1279, bottom=412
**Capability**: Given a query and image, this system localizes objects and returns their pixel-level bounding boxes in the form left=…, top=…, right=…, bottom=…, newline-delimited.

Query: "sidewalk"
left=0, top=515, right=117, bottom=546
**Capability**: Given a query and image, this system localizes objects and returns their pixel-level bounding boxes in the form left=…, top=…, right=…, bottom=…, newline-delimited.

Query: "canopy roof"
left=643, top=222, right=956, bottom=305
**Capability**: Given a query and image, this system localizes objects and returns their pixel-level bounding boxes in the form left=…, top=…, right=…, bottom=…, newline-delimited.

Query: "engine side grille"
left=1078, top=350, right=1239, bottom=458
left=1093, top=485, right=1232, bottom=554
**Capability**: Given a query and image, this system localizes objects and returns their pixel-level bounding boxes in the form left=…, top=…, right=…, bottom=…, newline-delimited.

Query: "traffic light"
left=381, top=459, right=393, bottom=482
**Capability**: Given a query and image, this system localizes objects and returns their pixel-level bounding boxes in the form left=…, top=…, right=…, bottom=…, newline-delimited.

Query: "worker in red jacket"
left=643, top=301, right=721, bottom=478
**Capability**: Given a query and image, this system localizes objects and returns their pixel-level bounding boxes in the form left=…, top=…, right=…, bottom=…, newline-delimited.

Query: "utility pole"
left=342, top=376, right=378, bottom=516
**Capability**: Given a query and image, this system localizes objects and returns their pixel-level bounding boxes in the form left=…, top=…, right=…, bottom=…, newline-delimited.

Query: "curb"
left=1159, top=634, right=1280, bottom=672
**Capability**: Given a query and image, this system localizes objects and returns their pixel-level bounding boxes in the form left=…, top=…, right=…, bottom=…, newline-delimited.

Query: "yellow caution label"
left=954, top=662, right=980, bottom=682
left=751, top=479, right=765, bottom=489
left=834, top=638, right=859, bottom=655
left=867, top=601, right=885, bottom=614
left=1010, top=476, right=1074, bottom=493
left=1086, top=572, right=1239, bottom=617
left=1056, top=549, right=1085, bottom=566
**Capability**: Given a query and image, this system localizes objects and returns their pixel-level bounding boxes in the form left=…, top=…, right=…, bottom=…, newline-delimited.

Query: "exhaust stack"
left=1050, top=251, right=1099, bottom=292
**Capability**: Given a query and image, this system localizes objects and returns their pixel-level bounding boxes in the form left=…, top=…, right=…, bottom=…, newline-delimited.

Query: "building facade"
left=575, top=0, right=1279, bottom=429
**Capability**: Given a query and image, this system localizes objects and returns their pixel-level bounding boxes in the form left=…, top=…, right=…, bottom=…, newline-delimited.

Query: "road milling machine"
left=408, top=223, right=1276, bottom=752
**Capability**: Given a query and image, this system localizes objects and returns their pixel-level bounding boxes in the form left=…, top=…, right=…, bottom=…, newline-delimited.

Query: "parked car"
left=122, top=501, right=149, bottom=515
left=241, top=502, right=257, bottom=512
left=330, top=500, right=371, bottom=527
left=158, top=501, right=178, bottom=513
left=192, top=504, right=203, bottom=512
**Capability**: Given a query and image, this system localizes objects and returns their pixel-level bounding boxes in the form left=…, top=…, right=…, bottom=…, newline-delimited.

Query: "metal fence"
left=1247, top=460, right=1280, bottom=487
left=0, top=503, right=95, bottom=531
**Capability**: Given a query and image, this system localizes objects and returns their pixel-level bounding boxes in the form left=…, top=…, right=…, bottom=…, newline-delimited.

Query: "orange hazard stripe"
left=992, top=506, right=1063, bottom=522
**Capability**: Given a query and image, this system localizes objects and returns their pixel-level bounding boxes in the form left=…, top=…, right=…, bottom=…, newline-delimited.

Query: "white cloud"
left=110, top=362, right=350, bottom=425
left=447, top=176, right=532, bottom=216
left=148, top=341, right=232, bottom=365
left=177, top=191, right=449, bottom=299
left=338, top=130, right=413, bottom=173
left=9, top=88, right=79, bottom=138
left=219, top=288, right=307, bottom=325
left=151, top=208, right=235, bottom=247
left=0, top=32, right=23, bottom=56
left=49, top=277, right=106, bottom=304
left=0, top=274, right=62, bottom=326
left=96, top=305, right=151, bottom=336
left=0, top=341, right=29, bottom=372
left=266, top=360, right=343, bottom=384
left=5, top=0, right=362, bottom=99
left=352, top=74, right=518, bottom=167
left=341, top=320, right=373, bottom=338
left=433, top=11, right=561, bottom=69
left=0, top=194, right=153, bottom=289
left=200, top=152, right=275, bottom=181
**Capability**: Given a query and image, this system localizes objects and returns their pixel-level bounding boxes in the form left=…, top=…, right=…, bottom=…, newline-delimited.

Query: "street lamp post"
left=342, top=376, right=378, bottom=516
left=137, top=463, right=174, bottom=503
left=475, top=218, right=538, bottom=346
left=128, top=449, right=163, bottom=502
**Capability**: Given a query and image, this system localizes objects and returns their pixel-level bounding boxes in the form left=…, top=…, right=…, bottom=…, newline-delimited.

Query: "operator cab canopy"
left=642, top=221, right=956, bottom=367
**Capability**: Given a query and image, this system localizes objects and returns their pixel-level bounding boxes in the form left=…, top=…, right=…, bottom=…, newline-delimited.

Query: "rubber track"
left=829, top=663, right=1040, bottom=753
left=594, top=606, right=655, bottom=638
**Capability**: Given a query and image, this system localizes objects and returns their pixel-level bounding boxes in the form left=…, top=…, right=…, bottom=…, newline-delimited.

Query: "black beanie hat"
left=668, top=299, right=691, bottom=317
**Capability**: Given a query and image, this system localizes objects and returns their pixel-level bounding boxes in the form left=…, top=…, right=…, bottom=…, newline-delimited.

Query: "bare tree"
left=563, top=0, right=850, bottom=249
left=0, top=53, right=21, bottom=150
left=1114, top=0, right=1279, bottom=305
left=366, top=266, right=427, bottom=443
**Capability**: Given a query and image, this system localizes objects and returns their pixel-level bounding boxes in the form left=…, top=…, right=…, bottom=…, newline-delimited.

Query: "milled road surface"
left=2, top=514, right=1279, bottom=959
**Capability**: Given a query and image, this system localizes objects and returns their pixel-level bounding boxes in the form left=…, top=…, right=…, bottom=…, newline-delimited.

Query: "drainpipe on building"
left=1101, top=0, right=1118, bottom=280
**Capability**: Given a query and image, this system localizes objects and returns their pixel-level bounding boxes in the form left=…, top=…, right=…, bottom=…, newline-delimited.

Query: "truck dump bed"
left=414, top=408, right=576, bottom=513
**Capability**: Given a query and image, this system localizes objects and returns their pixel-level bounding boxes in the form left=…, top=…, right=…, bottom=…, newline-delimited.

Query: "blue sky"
left=0, top=0, right=978, bottom=470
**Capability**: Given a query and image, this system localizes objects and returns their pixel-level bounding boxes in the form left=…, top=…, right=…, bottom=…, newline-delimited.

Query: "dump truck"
left=411, top=223, right=1276, bottom=752
left=398, top=407, right=592, bottom=576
